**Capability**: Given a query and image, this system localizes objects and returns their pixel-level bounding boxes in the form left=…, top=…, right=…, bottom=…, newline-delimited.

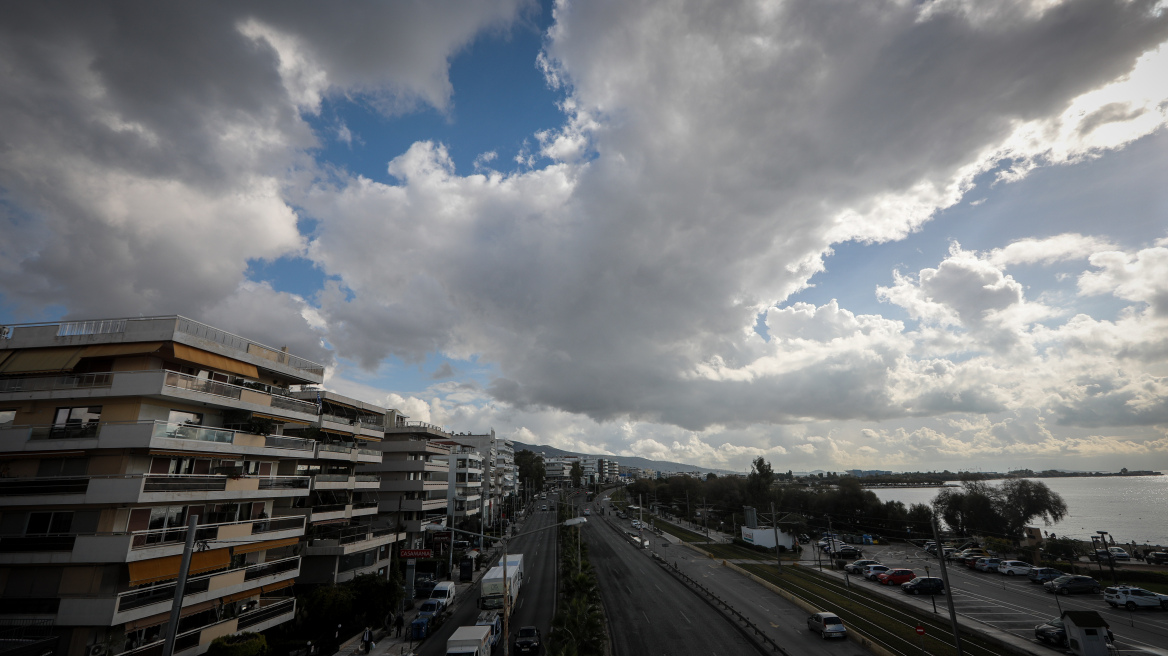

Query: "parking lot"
left=817, top=542, right=1168, bottom=655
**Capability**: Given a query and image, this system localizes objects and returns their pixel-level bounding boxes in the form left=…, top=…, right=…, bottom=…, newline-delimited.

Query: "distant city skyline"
left=2, top=1, right=1167, bottom=473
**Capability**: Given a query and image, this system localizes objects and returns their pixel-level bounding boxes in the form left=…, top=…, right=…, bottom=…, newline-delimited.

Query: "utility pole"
left=162, top=515, right=198, bottom=656
left=770, top=502, right=782, bottom=574
left=827, top=515, right=834, bottom=569
left=931, top=515, right=965, bottom=656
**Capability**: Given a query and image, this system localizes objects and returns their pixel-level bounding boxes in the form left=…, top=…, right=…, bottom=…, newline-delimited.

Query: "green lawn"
left=702, top=543, right=799, bottom=561
left=651, top=518, right=708, bottom=543
left=739, top=563, right=1006, bottom=656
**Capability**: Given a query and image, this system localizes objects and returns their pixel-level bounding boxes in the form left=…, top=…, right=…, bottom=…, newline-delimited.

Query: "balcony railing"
left=174, top=316, right=325, bottom=375
left=0, top=372, right=113, bottom=394
left=131, top=516, right=305, bottom=549
left=357, top=448, right=381, bottom=457
left=117, top=556, right=298, bottom=611
left=258, top=476, right=311, bottom=490
left=311, top=503, right=347, bottom=514
left=124, top=598, right=296, bottom=655
left=357, top=421, right=385, bottom=433
left=0, top=476, right=89, bottom=496
left=163, top=371, right=318, bottom=414
left=264, top=434, right=315, bottom=451
left=313, top=474, right=350, bottom=483
left=150, top=421, right=235, bottom=444
left=237, top=597, right=296, bottom=629
left=354, top=474, right=379, bottom=483
left=142, top=475, right=228, bottom=493
left=353, top=501, right=379, bottom=510
left=402, top=420, right=446, bottom=432
left=318, top=442, right=354, bottom=453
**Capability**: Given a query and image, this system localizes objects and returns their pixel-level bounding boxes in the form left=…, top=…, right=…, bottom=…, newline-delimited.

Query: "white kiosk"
left=1062, top=610, right=1112, bottom=656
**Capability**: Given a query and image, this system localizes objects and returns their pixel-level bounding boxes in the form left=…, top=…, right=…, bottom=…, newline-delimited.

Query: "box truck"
left=445, top=625, right=492, bottom=656
left=479, top=565, right=522, bottom=610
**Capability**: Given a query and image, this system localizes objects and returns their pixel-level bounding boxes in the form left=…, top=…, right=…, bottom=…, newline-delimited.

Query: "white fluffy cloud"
left=3, top=1, right=1168, bottom=471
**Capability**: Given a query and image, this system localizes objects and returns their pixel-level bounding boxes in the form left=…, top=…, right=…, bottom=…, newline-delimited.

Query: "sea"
left=867, top=475, right=1168, bottom=548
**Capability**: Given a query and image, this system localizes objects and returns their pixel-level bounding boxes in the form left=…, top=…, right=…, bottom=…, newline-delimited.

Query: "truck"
left=474, top=610, right=503, bottom=648
left=479, top=565, right=523, bottom=610
left=497, top=553, right=525, bottom=579
left=445, top=625, right=492, bottom=656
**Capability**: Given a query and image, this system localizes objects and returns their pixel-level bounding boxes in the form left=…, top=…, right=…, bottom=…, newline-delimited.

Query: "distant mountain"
left=510, top=440, right=738, bottom=476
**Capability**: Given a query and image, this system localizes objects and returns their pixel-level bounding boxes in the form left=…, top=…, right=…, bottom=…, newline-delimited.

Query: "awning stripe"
left=172, top=343, right=259, bottom=378
left=231, top=536, right=300, bottom=556
left=261, top=579, right=296, bottom=594
left=0, top=347, right=84, bottom=374
left=220, top=588, right=260, bottom=604
left=127, top=548, right=231, bottom=585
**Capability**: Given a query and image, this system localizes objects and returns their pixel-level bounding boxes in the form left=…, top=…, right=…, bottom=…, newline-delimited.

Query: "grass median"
left=650, top=517, right=709, bottom=543
left=740, top=563, right=1007, bottom=656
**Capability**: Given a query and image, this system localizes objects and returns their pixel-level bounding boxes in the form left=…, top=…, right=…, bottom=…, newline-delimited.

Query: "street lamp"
left=427, top=516, right=587, bottom=656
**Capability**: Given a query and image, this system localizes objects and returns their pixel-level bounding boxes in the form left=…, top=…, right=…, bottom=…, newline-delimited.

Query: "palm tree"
left=550, top=597, right=606, bottom=656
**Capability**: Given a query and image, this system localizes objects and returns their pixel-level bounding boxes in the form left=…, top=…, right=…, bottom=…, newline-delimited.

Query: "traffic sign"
left=915, top=625, right=925, bottom=636
left=400, top=549, right=433, bottom=558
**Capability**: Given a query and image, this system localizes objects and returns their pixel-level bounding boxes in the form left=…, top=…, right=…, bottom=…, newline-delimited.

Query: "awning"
left=261, top=579, right=295, bottom=594
left=172, top=343, right=259, bottom=378
left=320, top=428, right=354, bottom=436
left=0, top=352, right=11, bottom=368
left=81, top=342, right=164, bottom=358
left=127, top=548, right=231, bottom=585
left=0, top=347, right=84, bottom=374
left=220, top=588, right=260, bottom=604
left=231, top=536, right=300, bottom=556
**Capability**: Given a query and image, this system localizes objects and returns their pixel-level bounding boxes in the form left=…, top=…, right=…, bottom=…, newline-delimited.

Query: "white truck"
left=445, top=625, right=492, bottom=656
left=474, top=610, right=503, bottom=648
left=497, top=553, right=525, bottom=579
left=479, top=565, right=523, bottom=610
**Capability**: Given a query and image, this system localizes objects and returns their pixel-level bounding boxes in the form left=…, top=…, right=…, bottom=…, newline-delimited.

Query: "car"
left=877, top=569, right=917, bottom=585
left=416, top=599, right=443, bottom=620
left=971, top=553, right=999, bottom=569
left=413, top=576, right=438, bottom=598
left=1146, top=552, right=1168, bottom=565
left=998, top=560, right=1032, bottom=576
left=832, top=546, right=863, bottom=559
left=1035, top=615, right=1114, bottom=647
left=1027, top=567, right=1065, bottom=584
left=902, top=577, right=945, bottom=595
left=806, top=612, right=847, bottom=640
left=1103, top=586, right=1168, bottom=610
left=955, top=549, right=990, bottom=564
left=845, top=559, right=881, bottom=575
left=942, top=547, right=958, bottom=559
left=1107, top=547, right=1131, bottom=561
left=541, top=504, right=548, bottom=511
left=1090, top=549, right=1118, bottom=563
left=583, top=508, right=591, bottom=516
left=514, top=626, right=542, bottom=654
left=1045, top=575, right=1101, bottom=595
left=863, top=564, right=891, bottom=581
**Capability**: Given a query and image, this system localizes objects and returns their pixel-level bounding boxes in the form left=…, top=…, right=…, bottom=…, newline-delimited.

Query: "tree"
left=933, top=478, right=1067, bottom=544
left=206, top=633, right=266, bottom=656
left=570, top=460, right=583, bottom=488
left=515, top=449, right=546, bottom=491
left=746, top=457, right=774, bottom=505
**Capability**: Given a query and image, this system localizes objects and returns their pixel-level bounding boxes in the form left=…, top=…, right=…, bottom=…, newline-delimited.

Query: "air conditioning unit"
left=88, top=644, right=108, bottom=656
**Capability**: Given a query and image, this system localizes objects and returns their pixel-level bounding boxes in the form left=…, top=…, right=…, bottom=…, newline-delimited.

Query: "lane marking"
left=680, top=611, right=692, bottom=625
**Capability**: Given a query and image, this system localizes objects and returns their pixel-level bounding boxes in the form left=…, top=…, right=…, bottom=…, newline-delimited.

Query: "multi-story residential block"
left=360, top=418, right=452, bottom=551
left=0, top=316, right=329, bottom=656
left=281, top=391, right=392, bottom=585
left=432, top=443, right=483, bottom=527
left=445, top=432, right=514, bottom=528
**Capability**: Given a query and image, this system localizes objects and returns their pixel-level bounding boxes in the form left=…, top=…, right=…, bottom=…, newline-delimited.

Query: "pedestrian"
left=361, top=627, right=372, bottom=654
left=394, top=612, right=405, bottom=638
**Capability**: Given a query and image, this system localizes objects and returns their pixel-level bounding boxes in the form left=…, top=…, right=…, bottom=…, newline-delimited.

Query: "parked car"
left=514, top=626, right=542, bottom=654
left=1090, top=549, right=1117, bottom=563
left=1045, top=575, right=1101, bottom=595
left=978, top=558, right=1003, bottom=572
left=1103, top=586, right=1168, bottom=610
left=1041, top=616, right=1111, bottom=644
left=1145, top=551, right=1168, bottom=565
left=877, top=569, right=917, bottom=585
left=806, top=612, right=848, bottom=640
left=414, top=576, right=438, bottom=598
left=955, top=549, right=990, bottom=564
left=902, top=577, right=945, bottom=595
left=832, top=546, right=863, bottom=559
left=998, top=560, right=1032, bottom=576
left=1028, top=567, right=1065, bottom=584
left=1107, top=547, right=1132, bottom=561
left=863, top=564, right=891, bottom=581
left=845, top=559, right=881, bottom=575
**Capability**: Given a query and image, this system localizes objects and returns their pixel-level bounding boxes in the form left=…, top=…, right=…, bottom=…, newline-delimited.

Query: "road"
left=842, top=542, right=1168, bottom=656
left=578, top=493, right=765, bottom=656
left=416, top=494, right=561, bottom=656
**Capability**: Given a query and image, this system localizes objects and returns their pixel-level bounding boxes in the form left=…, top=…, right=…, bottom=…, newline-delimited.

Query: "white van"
left=431, top=581, right=457, bottom=610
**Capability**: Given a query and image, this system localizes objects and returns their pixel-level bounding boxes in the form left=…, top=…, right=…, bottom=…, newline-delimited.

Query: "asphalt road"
left=416, top=494, right=560, bottom=656
left=841, top=542, right=1168, bottom=656
left=580, top=495, right=765, bottom=656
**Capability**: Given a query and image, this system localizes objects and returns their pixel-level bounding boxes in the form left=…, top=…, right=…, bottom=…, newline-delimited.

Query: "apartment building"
left=445, top=432, right=515, bottom=528
left=360, top=419, right=453, bottom=551
left=431, top=442, right=483, bottom=527
left=0, top=316, right=330, bottom=656
left=281, top=391, right=392, bottom=585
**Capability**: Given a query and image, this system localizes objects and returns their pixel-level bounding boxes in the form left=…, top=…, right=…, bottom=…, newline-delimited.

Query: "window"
left=36, top=457, right=87, bottom=477
left=0, top=410, right=15, bottom=426
left=167, top=410, right=203, bottom=425
left=53, top=406, right=102, bottom=426
left=26, top=511, right=73, bottom=535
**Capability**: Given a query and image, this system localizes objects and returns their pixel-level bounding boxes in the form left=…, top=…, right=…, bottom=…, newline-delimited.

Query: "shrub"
left=206, top=633, right=266, bottom=656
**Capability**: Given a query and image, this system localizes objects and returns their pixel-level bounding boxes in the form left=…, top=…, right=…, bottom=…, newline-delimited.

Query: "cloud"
left=1079, top=244, right=1168, bottom=315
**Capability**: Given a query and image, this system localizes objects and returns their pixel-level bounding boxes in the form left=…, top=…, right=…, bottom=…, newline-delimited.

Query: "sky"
left=2, top=0, right=1167, bottom=474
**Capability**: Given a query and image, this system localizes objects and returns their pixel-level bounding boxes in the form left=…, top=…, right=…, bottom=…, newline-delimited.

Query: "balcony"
left=0, top=369, right=320, bottom=422
left=397, top=497, right=448, bottom=512
left=55, top=557, right=299, bottom=626
left=122, top=598, right=296, bottom=656
left=354, top=474, right=380, bottom=489
left=305, top=525, right=400, bottom=556
left=383, top=420, right=450, bottom=438
left=0, top=473, right=309, bottom=507
left=377, top=479, right=446, bottom=493
left=0, top=516, right=305, bottom=565
left=315, top=442, right=382, bottom=464
left=0, top=420, right=320, bottom=457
